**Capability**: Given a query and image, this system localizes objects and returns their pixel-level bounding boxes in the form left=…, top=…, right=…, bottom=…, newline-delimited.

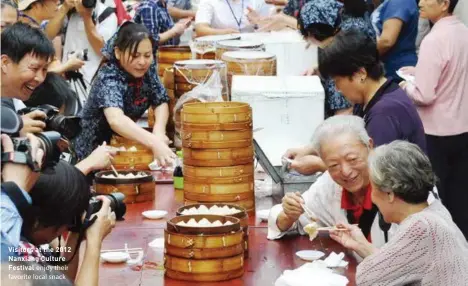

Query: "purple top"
left=355, top=80, right=427, bottom=152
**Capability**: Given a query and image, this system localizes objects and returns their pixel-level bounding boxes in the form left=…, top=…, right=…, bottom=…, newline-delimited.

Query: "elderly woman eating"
left=330, top=141, right=468, bottom=285
left=269, top=115, right=399, bottom=249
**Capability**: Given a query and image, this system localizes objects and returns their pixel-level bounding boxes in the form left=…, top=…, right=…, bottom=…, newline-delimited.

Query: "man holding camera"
left=62, top=0, right=118, bottom=105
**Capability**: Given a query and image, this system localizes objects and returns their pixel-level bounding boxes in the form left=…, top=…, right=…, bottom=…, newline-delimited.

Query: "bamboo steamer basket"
left=165, top=268, right=244, bottom=282
left=183, top=181, right=254, bottom=195
left=110, top=135, right=153, bottom=170
left=173, top=60, right=229, bottom=100
left=184, top=164, right=254, bottom=180
left=180, top=102, right=252, bottom=125
left=222, top=51, right=277, bottom=92
left=94, top=170, right=155, bottom=204
left=177, top=203, right=249, bottom=258
left=182, top=121, right=252, bottom=132
left=181, top=129, right=252, bottom=149
left=215, top=40, right=265, bottom=60
left=182, top=146, right=253, bottom=167
left=192, top=34, right=241, bottom=60
left=157, top=45, right=192, bottom=77
left=184, top=198, right=255, bottom=214
left=164, top=214, right=244, bottom=282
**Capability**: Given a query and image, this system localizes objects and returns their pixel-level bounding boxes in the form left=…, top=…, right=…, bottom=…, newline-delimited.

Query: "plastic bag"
left=173, top=69, right=225, bottom=148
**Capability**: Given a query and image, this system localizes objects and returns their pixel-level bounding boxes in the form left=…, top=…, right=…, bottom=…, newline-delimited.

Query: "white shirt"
left=195, top=0, right=271, bottom=31
left=62, top=1, right=118, bottom=103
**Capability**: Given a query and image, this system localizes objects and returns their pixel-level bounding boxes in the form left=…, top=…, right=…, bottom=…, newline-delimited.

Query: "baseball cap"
left=17, top=0, right=39, bottom=11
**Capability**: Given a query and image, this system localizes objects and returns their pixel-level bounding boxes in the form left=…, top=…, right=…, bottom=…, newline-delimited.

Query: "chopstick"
left=300, top=202, right=316, bottom=222
left=101, top=248, right=143, bottom=253
left=317, top=224, right=358, bottom=232
left=110, top=164, right=119, bottom=177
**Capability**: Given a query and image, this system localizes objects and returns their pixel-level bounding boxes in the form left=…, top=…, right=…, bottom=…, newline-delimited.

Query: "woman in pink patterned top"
left=330, top=141, right=468, bottom=286
left=399, top=0, right=468, bottom=240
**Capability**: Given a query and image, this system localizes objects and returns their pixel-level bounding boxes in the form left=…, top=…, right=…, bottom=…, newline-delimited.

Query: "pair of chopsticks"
left=317, top=224, right=358, bottom=232
left=101, top=247, right=143, bottom=254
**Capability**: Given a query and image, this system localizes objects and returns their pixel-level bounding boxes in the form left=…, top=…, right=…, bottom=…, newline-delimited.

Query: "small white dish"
left=296, top=250, right=325, bottom=261
left=148, top=238, right=165, bottom=248
left=100, top=252, right=130, bottom=263
left=256, top=209, right=270, bottom=221
left=142, top=210, right=168, bottom=220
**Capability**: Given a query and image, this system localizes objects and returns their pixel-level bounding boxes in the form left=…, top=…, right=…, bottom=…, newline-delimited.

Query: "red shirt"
left=341, top=185, right=373, bottom=222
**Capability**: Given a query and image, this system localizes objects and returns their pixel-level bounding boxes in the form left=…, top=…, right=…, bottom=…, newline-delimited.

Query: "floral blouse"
left=73, top=32, right=169, bottom=160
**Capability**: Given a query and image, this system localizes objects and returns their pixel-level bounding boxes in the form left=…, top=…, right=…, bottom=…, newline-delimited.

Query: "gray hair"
left=368, top=141, right=435, bottom=204
left=311, top=115, right=371, bottom=156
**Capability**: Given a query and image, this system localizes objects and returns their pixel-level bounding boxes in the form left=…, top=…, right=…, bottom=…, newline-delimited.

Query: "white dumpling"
left=198, top=205, right=209, bottom=215
left=198, top=218, right=211, bottom=226
left=188, top=207, right=197, bottom=215
left=222, top=206, right=230, bottom=211
left=177, top=221, right=187, bottom=226
left=211, top=220, right=223, bottom=227
left=128, top=146, right=138, bottom=152
left=181, top=209, right=189, bottom=215
left=224, top=221, right=233, bottom=226
left=209, top=205, right=220, bottom=214
left=125, top=173, right=136, bottom=178
left=119, top=147, right=126, bottom=151
left=229, top=207, right=240, bottom=215
left=187, top=218, right=198, bottom=227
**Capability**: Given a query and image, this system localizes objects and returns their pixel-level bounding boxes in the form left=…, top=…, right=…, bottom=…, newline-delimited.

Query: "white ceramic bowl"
left=142, top=210, right=168, bottom=219
left=295, top=250, right=325, bottom=261
left=100, top=252, right=130, bottom=263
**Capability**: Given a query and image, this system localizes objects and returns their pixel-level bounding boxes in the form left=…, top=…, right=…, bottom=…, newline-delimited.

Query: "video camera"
left=18, top=104, right=81, bottom=140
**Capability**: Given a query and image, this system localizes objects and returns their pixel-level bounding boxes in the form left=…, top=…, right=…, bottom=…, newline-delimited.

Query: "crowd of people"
left=0, top=0, right=467, bottom=285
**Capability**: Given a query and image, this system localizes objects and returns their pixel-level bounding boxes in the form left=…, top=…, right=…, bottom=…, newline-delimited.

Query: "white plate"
left=256, top=209, right=270, bottom=221
left=142, top=210, right=168, bottom=220
left=296, top=250, right=325, bottom=261
left=148, top=238, right=165, bottom=248
left=100, top=252, right=129, bottom=263
left=396, top=70, right=415, bottom=83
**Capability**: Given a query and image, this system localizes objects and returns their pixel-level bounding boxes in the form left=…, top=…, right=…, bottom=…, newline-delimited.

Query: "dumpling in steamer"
left=187, top=218, right=198, bottom=227
left=198, top=218, right=211, bottom=226
left=177, top=221, right=187, bottom=226
left=211, top=220, right=223, bottom=227
left=303, top=222, right=319, bottom=241
left=198, top=205, right=210, bottom=215
left=224, top=221, right=233, bottom=226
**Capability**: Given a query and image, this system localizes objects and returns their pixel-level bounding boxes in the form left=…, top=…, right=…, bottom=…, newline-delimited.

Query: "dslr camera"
left=82, top=0, right=96, bottom=9
left=19, top=104, right=81, bottom=140
left=69, top=192, right=127, bottom=232
left=68, top=49, right=88, bottom=62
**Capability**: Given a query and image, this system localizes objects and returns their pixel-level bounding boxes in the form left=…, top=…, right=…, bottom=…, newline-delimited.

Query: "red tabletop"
left=98, top=184, right=357, bottom=286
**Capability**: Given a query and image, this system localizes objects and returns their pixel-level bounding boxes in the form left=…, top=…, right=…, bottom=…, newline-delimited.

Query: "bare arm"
left=168, top=7, right=196, bottom=20
left=377, top=18, right=403, bottom=56
left=152, top=103, right=169, bottom=135
left=82, top=14, right=105, bottom=56
left=44, top=3, right=73, bottom=39
left=104, top=107, right=158, bottom=149
left=195, top=23, right=239, bottom=37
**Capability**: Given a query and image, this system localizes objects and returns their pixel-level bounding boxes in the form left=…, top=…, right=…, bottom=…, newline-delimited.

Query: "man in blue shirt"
left=1, top=133, right=44, bottom=261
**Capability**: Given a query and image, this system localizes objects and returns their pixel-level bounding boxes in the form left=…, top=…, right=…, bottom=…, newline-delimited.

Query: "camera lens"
left=106, top=193, right=126, bottom=220
left=35, top=131, right=62, bottom=167
left=47, top=115, right=81, bottom=140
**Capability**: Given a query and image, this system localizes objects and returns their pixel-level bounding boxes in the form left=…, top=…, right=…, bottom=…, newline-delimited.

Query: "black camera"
left=19, top=104, right=81, bottom=140
left=82, top=0, right=96, bottom=9
left=1, top=131, right=66, bottom=171
left=88, top=192, right=127, bottom=220
left=68, top=192, right=126, bottom=233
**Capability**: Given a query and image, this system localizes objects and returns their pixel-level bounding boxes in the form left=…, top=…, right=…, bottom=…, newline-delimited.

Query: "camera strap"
left=1, top=151, right=40, bottom=172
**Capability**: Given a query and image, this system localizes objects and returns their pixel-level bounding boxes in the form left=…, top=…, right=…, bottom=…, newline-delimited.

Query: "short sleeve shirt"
left=354, top=79, right=427, bottom=152
left=134, top=0, right=177, bottom=46
left=371, top=0, right=418, bottom=78
left=73, top=61, right=169, bottom=160
left=195, top=0, right=271, bottom=31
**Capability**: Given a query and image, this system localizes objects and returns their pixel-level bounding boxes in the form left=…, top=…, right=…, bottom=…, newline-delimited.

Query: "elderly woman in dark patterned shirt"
left=73, top=22, right=175, bottom=166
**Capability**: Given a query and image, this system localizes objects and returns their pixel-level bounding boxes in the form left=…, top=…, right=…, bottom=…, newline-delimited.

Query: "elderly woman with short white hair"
left=331, top=141, right=468, bottom=285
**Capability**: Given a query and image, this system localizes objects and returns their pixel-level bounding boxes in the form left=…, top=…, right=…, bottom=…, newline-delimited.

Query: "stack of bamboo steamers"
left=181, top=102, right=255, bottom=214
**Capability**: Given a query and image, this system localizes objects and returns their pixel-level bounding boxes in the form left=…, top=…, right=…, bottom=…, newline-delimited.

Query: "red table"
left=98, top=184, right=357, bottom=286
